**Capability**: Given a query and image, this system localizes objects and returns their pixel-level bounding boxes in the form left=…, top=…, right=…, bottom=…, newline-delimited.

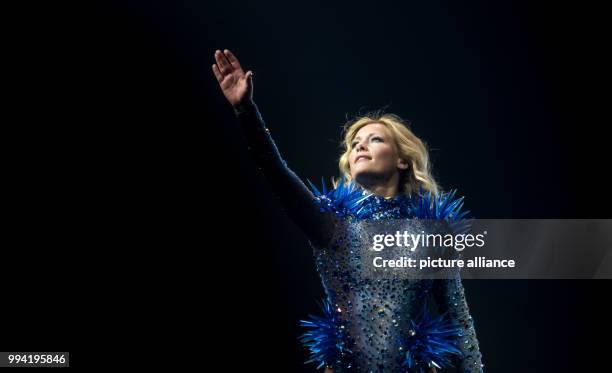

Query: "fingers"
left=214, top=49, right=233, bottom=75
left=223, top=49, right=244, bottom=72
left=245, top=70, right=253, bottom=90
left=211, top=63, right=223, bottom=83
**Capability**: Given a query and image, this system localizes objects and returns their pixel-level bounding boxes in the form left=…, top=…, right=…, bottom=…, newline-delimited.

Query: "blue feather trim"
left=298, top=299, right=350, bottom=370
left=399, top=300, right=463, bottom=372
left=307, top=175, right=374, bottom=219
left=306, top=176, right=472, bottom=226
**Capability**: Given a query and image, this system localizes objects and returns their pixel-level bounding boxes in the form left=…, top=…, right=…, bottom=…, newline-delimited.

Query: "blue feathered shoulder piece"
left=412, top=187, right=473, bottom=234
left=306, top=175, right=374, bottom=219
left=398, top=299, right=464, bottom=372
left=306, top=176, right=471, bottom=225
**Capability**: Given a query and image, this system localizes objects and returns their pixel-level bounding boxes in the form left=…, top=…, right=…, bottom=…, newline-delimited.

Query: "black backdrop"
left=5, top=0, right=611, bottom=371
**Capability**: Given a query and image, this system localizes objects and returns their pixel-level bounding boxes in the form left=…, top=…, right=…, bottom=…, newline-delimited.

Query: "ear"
left=397, top=158, right=409, bottom=170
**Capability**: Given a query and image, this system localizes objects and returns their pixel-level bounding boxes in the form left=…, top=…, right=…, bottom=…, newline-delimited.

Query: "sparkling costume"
left=235, top=101, right=484, bottom=373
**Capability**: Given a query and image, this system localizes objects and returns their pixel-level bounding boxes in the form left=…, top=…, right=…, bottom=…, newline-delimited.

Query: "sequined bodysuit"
left=234, top=101, right=484, bottom=372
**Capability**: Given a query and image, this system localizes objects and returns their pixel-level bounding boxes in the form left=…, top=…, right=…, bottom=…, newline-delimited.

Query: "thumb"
left=246, top=70, right=254, bottom=87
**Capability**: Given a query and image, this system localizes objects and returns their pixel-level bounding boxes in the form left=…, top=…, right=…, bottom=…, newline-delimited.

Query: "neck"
left=358, top=173, right=400, bottom=199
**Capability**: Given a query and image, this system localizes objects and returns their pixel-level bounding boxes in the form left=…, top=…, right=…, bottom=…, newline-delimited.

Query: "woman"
left=212, top=49, right=484, bottom=373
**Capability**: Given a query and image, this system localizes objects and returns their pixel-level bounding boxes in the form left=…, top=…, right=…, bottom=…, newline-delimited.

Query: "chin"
left=352, top=163, right=373, bottom=173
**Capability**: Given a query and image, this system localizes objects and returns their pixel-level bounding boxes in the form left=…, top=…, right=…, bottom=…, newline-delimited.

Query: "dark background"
left=6, top=0, right=611, bottom=370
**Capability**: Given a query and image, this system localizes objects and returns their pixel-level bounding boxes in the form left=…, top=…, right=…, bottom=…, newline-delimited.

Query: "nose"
left=355, top=141, right=367, bottom=152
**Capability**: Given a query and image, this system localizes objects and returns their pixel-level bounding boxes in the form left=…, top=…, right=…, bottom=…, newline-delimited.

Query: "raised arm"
left=212, top=49, right=335, bottom=247
left=432, top=276, right=484, bottom=372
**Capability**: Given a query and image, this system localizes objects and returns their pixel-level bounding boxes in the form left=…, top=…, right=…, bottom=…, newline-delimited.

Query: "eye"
left=351, top=141, right=358, bottom=148
left=371, top=136, right=383, bottom=143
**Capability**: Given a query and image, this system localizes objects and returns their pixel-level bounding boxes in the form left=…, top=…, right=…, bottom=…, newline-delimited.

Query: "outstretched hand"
left=212, top=49, right=254, bottom=108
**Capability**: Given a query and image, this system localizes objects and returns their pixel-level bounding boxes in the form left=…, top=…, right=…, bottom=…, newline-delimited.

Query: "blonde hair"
left=335, top=109, right=440, bottom=196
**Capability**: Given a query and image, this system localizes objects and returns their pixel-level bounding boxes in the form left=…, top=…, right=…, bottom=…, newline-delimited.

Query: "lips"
left=355, top=155, right=372, bottom=163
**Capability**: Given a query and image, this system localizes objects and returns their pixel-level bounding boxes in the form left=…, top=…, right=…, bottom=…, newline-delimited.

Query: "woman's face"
left=348, top=123, right=408, bottom=185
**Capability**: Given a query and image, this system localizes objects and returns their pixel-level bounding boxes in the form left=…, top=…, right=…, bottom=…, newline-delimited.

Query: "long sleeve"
left=234, top=100, right=335, bottom=247
left=432, top=276, right=485, bottom=372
